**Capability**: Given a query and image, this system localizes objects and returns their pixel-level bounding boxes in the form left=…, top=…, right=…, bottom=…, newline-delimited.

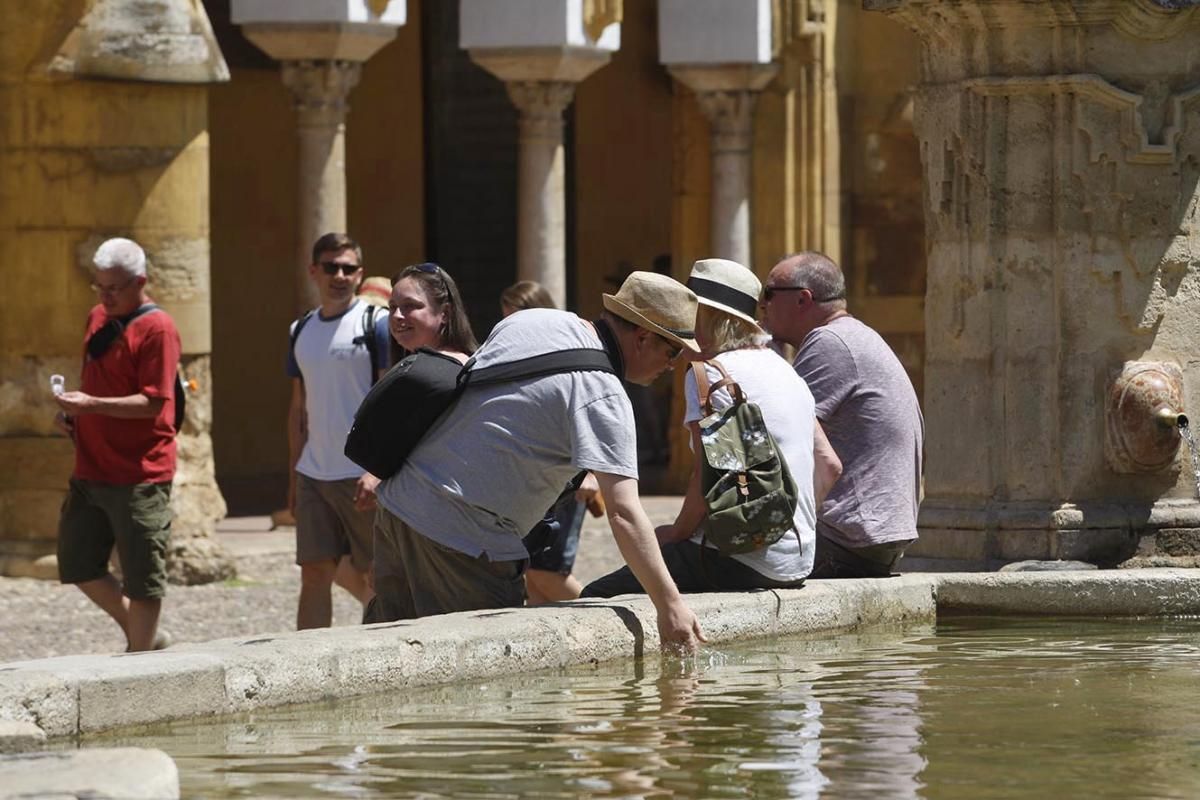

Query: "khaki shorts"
left=295, top=473, right=374, bottom=571
left=57, top=478, right=172, bottom=600
left=364, top=508, right=526, bottom=623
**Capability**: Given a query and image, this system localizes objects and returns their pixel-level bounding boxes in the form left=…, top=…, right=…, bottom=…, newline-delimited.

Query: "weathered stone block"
left=0, top=720, right=45, bottom=754
left=0, top=748, right=179, bottom=800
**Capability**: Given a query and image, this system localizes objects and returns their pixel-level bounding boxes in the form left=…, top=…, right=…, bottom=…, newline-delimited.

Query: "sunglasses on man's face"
left=319, top=261, right=361, bottom=277
left=657, top=334, right=683, bottom=362
left=761, top=285, right=808, bottom=303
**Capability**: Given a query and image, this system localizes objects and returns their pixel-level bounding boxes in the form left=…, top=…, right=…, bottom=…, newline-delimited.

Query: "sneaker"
left=125, top=629, right=173, bottom=653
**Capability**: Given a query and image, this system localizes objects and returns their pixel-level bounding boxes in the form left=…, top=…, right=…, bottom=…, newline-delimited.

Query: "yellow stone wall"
left=0, top=1, right=225, bottom=574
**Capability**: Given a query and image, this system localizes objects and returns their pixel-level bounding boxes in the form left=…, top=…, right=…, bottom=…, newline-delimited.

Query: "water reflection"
left=98, top=618, right=1200, bottom=799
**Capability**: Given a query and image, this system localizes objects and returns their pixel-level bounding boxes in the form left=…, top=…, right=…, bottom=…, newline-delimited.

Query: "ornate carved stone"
left=281, top=60, right=363, bottom=120
left=691, top=91, right=760, bottom=154
left=1106, top=361, right=1186, bottom=473
left=868, top=0, right=1200, bottom=565
left=582, top=0, right=623, bottom=42
left=505, top=81, right=576, bottom=140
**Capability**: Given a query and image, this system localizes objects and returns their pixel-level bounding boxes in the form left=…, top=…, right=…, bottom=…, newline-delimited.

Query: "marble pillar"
left=281, top=60, right=363, bottom=311
left=506, top=81, right=577, bottom=308
left=671, top=66, right=778, bottom=265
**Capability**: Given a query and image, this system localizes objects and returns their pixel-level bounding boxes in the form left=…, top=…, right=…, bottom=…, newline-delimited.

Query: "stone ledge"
left=0, top=720, right=45, bottom=754
left=0, top=748, right=178, bottom=800
left=1, top=570, right=1198, bottom=738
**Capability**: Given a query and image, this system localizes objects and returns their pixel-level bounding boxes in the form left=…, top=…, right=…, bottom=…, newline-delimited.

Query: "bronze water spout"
left=1155, top=407, right=1189, bottom=429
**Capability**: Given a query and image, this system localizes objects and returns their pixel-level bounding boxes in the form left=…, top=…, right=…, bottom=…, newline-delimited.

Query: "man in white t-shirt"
left=368, top=272, right=707, bottom=653
left=286, top=233, right=389, bottom=628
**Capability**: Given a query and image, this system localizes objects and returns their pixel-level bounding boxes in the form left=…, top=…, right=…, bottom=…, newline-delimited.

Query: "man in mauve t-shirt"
left=54, top=238, right=182, bottom=652
left=761, top=251, right=925, bottom=578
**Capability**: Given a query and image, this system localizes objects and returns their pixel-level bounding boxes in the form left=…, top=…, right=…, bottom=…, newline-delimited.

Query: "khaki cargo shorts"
left=294, top=473, right=374, bottom=571
left=57, top=478, right=172, bottom=600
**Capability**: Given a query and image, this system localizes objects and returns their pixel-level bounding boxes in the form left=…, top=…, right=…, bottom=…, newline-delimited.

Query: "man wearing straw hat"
left=368, top=271, right=707, bottom=652
left=582, top=258, right=842, bottom=598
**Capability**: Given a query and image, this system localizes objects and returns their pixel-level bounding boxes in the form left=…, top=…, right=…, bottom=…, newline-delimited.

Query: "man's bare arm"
left=593, top=471, right=707, bottom=653
left=56, top=391, right=164, bottom=419
left=813, top=419, right=842, bottom=507
left=287, top=378, right=307, bottom=515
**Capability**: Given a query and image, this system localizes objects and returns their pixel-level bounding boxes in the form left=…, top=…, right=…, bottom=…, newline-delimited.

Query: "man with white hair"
left=54, top=237, right=182, bottom=651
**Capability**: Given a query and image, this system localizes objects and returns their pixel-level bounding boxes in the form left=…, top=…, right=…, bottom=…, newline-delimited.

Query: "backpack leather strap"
left=691, top=361, right=714, bottom=415
left=705, top=358, right=745, bottom=406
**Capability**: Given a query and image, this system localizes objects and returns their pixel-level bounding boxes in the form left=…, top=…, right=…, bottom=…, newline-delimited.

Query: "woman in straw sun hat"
left=583, top=258, right=843, bottom=597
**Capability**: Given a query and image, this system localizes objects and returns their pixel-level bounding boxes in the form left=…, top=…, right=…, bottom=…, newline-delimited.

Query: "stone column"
left=468, top=51, right=613, bottom=310
left=234, top=3, right=405, bottom=313
left=866, top=0, right=1200, bottom=566
left=671, top=66, right=778, bottom=265
left=281, top=60, right=363, bottom=311
left=0, top=0, right=234, bottom=582
left=461, top=0, right=620, bottom=309
left=505, top=81, right=577, bottom=308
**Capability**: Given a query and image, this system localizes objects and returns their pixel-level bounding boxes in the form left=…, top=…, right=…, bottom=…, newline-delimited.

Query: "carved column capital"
left=692, top=89, right=762, bottom=153
left=668, top=64, right=778, bottom=153
left=506, top=80, right=577, bottom=140
left=281, top=60, right=363, bottom=124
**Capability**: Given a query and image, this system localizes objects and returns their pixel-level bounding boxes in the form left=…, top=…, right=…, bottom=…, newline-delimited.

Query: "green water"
left=103, top=618, right=1200, bottom=798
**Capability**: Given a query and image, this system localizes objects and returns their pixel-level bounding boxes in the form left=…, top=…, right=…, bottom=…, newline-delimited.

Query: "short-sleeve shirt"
left=287, top=299, right=390, bottom=481
left=684, top=348, right=817, bottom=582
left=793, top=316, right=924, bottom=548
left=376, top=309, right=637, bottom=561
left=74, top=304, right=182, bottom=485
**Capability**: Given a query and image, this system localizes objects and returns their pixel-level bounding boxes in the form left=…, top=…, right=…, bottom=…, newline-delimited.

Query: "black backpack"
left=344, top=347, right=616, bottom=479
left=84, top=303, right=187, bottom=432
left=289, top=303, right=383, bottom=386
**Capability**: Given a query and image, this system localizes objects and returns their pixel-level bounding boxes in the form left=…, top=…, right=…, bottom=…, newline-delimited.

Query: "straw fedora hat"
left=602, top=271, right=700, bottom=352
left=686, top=258, right=763, bottom=328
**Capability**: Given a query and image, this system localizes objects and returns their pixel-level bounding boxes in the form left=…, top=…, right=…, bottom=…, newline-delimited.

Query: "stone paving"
left=0, top=498, right=679, bottom=664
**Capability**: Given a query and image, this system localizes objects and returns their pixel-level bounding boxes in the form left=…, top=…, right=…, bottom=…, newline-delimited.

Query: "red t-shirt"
left=73, top=304, right=182, bottom=484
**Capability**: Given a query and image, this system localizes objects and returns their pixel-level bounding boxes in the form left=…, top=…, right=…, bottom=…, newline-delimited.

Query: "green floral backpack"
left=691, top=360, right=800, bottom=555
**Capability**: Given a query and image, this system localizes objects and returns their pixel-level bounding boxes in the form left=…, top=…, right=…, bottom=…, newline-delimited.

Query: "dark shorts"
left=364, top=509, right=527, bottom=623
left=295, top=474, right=374, bottom=571
left=57, top=478, right=172, bottom=600
left=522, top=494, right=585, bottom=575
left=808, top=527, right=913, bottom=579
left=581, top=540, right=803, bottom=598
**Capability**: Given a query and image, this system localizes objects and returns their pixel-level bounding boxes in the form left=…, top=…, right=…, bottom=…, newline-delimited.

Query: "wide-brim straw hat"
left=686, top=258, right=764, bottom=329
left=602, top=271, right=700, bottom=352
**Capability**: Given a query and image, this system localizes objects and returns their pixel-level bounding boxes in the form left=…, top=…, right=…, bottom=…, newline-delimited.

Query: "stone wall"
left=0, top=0, right=232, bottom=582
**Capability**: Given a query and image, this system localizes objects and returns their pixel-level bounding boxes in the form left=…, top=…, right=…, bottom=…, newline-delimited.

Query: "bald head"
left=760, top=251, right=848, bottom=347
left=775, top=252, right=846, bottom=309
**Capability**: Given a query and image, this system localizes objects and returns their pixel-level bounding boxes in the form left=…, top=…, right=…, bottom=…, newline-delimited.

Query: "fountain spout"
left=1105, top=361, right=1186, bottom=473
left=1155, top=408, right=1189, bottom=429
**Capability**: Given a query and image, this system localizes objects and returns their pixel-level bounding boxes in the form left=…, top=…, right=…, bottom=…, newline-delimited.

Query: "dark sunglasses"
left=761, top=285, right=808, bottom=302
left=657, top=334, right=683, bottom=361
left=409, top=262, right=451, bottom=294
left=319, top=261, right=362, bottom=277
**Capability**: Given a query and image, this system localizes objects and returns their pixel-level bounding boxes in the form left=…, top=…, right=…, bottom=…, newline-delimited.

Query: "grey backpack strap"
left=463, top=348, right=615, bottom=388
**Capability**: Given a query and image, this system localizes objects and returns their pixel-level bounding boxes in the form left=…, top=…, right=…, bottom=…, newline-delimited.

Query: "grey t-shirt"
left=793, top=316, right=924, bottom=548
left=376, top=309, right=637, bottom=561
